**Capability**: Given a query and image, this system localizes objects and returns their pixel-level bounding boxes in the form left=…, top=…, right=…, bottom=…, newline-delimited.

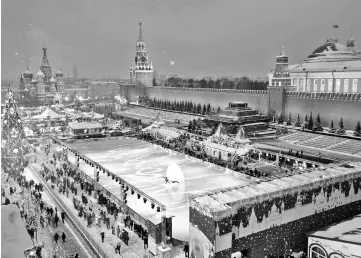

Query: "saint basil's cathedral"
left=19, top=45, right=65, bottom=105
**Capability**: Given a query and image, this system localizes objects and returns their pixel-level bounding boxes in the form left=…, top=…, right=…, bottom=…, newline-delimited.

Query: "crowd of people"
left=1, top=173, right=80, bottom=258
left=38, top=143, right=156, bottom=256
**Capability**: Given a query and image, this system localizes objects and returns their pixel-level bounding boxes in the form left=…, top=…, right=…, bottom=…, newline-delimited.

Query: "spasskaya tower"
left=130, top=22, right=154, bottom=87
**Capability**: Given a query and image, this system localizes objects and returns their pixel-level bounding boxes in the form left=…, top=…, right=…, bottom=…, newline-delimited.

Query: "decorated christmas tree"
left=1, top=88, right=31, bottom=178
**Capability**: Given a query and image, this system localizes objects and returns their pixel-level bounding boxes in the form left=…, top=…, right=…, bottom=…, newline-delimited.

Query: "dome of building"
left=31, top=79, right=38, bottom=84
left=305, top=39, right=361, bottom=63
left=36, top=70, right=45, bottom=79
left=55, top=69, right=63, bottom=77
left=49, top=77, right=57, bottom=83
left=24, top=66, right=32, bottom=78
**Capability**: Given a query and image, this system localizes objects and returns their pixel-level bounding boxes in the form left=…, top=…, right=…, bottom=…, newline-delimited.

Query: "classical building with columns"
left=268, top=37, right=361, bottom=94
left=129, top=22, right=154, bottom=87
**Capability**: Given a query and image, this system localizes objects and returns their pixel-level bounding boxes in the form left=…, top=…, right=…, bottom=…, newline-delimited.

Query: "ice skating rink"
left=68, top=138, right=253, bottom=241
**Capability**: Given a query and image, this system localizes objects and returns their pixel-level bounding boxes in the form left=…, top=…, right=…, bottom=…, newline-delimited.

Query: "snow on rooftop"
left=309, top=214, right=361, bottom=244
left=192, top=162, right=361, bottom=217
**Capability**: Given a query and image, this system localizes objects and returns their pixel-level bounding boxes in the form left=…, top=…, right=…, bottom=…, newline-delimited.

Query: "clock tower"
left=130, top=22, right=154, bottom=87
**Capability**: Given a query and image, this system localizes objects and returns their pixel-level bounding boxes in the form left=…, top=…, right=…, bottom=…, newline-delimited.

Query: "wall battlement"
left=286, top=91, right=361, bottom=101
left=154, top=87, right=268, bottom=95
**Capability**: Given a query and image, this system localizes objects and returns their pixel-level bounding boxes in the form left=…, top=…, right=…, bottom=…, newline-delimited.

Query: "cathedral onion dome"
left=24, top=66, right=32, bottom=78
left=36, top=70, right=45, bottom=79
left=55, top=69, right=63, bottom=77
left=305, top=38, right=361, bottom=63
left=49, top=77, right=57, bottom=83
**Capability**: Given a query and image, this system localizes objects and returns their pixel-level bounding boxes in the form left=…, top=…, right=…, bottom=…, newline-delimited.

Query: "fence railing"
left=30, top=164, right=108, bottom=258
left=66, top=162, right=152, bottom=229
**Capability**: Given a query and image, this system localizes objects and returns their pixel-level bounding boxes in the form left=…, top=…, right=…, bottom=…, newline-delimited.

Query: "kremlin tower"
left=267, top=47, right=294, bottom=120
left=129, top=22, right=154, bottom=87
left=18, top=45, right=65, bottom=105
left=270, top=47, right=291, bottom=87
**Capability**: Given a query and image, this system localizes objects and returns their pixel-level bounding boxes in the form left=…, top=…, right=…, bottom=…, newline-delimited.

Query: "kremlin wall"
left=123, top=86, right=361, bottom=129
left=123, top=35, right=361, bottom=130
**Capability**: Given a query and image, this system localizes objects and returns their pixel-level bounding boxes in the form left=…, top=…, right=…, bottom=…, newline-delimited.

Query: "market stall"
left=68, top=121, right=104, bottom=139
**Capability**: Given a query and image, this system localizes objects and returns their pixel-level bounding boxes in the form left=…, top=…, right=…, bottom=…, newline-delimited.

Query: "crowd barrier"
left=66, top=162, right=150, bottom=231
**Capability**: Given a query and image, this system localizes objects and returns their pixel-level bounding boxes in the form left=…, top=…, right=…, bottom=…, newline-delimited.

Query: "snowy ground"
left=68, top=138, right=253, bottom=241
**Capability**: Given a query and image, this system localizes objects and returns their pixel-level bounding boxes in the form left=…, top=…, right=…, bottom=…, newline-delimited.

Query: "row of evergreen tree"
left=278, top=112, right=361, bottom=136
left=140, top=96, right=221, bottom=115
left=164, top=77, right=268, bottom=90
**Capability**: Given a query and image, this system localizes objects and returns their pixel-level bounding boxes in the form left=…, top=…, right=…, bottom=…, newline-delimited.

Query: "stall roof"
left=69, top=121, right=102, bottom=130
left=156, top=128, right=180, bottom=139
left=1, top=204, right=34, bottom=258
left=308, top=214, right=361, bottom=245
left=192, top=162, right=361, bottom=216
left=32, top=108, right=65, bottom=119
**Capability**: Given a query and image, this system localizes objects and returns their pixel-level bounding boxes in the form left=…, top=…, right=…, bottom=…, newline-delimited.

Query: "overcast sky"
left=2, top=0, right=361, bottom=80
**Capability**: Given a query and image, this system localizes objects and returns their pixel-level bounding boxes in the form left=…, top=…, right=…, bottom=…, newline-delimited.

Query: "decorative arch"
left=309, top=243, right=327, bottom=258
left=329, top=252, right=345, bottom=258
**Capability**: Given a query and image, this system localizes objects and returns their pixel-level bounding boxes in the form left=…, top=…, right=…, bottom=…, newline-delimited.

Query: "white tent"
left=83, top=111, right=104, bottom=119
left=32, top=108, right=65, bottom=119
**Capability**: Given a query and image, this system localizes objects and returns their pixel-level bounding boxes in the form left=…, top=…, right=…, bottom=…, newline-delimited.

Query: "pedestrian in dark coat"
left=61, top=211, right=66, bottom=223
left=62, top=232, right=66, bottom=243
left=100, top=232, right=105, bottom=243
left=115, top=242, right=121, bottom=254
left=184, top=243, right=189, bottom=257
left=54, top=232, right=60, bottom=244
left=54, top=215, right=59, bottom=227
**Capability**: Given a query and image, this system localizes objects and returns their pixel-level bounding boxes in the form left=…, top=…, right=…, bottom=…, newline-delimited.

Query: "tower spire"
left=138, top=21, right=143, bottom=42
left=41, top=44, right=50, bottom=66
left=280, top=46, right=285, bottom=56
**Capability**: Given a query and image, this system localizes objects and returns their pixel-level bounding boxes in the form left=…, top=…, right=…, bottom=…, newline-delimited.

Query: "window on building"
left=307, top=79, right=310, bottom=91
left=310, top=246, right=327, bottom=258
left=335, top=79, right=341, bottom=93
left=353, top=79, right=358, bottom=93
left=293, top=78, right=297, bottom=86
left=320, top=79, right=325, bottom=92
left=328, top=79, right=333, bottom=92
left=314, top=79, right=318, bottom=92
left=299, top=78, right=304, bottom=91
left=344, top=79, right=349, bottom=92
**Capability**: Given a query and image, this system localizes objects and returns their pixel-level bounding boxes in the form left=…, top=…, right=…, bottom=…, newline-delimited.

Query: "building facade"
left=129, top=22, right=154, bottom=87
left=268, top=37, right=361, bottom=94
left=19, top=45, right=65, bottom=105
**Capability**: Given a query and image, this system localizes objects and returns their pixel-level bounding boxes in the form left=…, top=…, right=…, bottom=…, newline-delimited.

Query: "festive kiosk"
left=68, top=121, right=103, bottom=139
left=202, top=124, right=252, bottom=162
left=32, top=107, right=65, bottom=120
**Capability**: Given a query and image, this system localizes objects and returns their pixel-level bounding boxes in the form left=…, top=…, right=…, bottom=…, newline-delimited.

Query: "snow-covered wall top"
left=190, top=163, right=361, bottom=221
